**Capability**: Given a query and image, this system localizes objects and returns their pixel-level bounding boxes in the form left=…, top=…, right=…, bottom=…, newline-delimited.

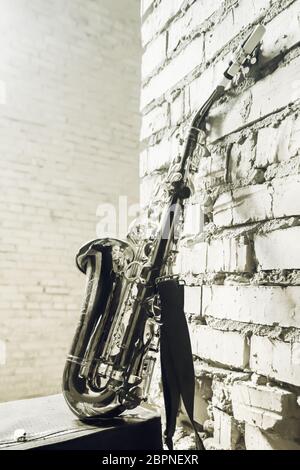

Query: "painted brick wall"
left=0, top=0, right=141, bottom=401
left=140, top=0, right=300, bottom=450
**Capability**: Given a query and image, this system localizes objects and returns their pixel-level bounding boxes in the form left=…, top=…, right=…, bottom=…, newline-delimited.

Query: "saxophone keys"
left=128, top=374, right=141, bottom=385
left=120, top=385, right=143, bottom=409
left=111, top=370, right=124, bottom=382
left=190, top=127, right=206, bottom=144
left=169, top=172, right=183, bottom=184
left=143, top=241, right=153, bottom=258
left=197, top=129, right=207, bottom=143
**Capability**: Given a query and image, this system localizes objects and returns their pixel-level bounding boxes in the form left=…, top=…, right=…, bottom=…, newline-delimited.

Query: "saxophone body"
left=63, top=235, right=162, bottom=419
left=62, top=24, right=266, bottom=421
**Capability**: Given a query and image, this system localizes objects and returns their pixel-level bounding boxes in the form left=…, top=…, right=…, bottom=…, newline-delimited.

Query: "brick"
left=209, top=55, right=300, bottom=143
left=202, top=285, right=300, bottom=328
left=179, top=389, right=209, bottom=428
left=139, top=148, right=148, bottom=177
left=141, top=0, right=154, bottom=17
left=170, top=91, right=185, bottom=127
left=142, top=32, right=167, bottom=79
left=272, top=175, right=300, bottom=218
left=232, top=185, right=274, bottom=224
left=189, top=63, right=219, bottom=117
left=233, top=402, right=300, bottom=438
left=255, top=227, right=300, bottom=270
left=145, top=137, right=172, bottom=174
left=197, top=153, right=225, bottom=180
left=140, top=103, right=169, bottom=140
left=213, top=408, right=241, bottom=450
left=211, top=378, right=233, bottom=413
left=141, top=36, right=204, bottom=109
left=197, top=375, right=213, bottom=400
left=206, top=237, right=254, bottom=273
left=256, top=116, right=300, bottom=169
left=250, top=336, right=300, bottom=387
left=204, top=12, right=234, bottom=62
left=213, top=185, right=273, bottom=228
left=182, top=202, right=204, bottom=237
left=184, top=286, right=202, bottom=315
left=255, top=127, right=279, bottom=167
left=205, top=0, right=271, bottom=63
left=190, top=325, right=250, bottom=369
left=232, top=381, right=300, bottom=417
left=205, top=368, right=252, bottom=403
left=288, top=115, right=300, bottom=158
left=179, top=243, right=207, bottom=275
left=273, top=115, right=300, bottom=163
left=206, top=239, right=223, bottom=272
left=186, top=2, right=300, bottom=125
left=229, top=136, right=255, bottom=181
left=141, top=0, right=185, bottom=47
left=212, top=191, right=234, bottom=227
left=168, top=0, right=222, bottom=54
left=193, top=376, right=212, bottom=425
left=245, top=424, right=300, bottom=450
left=140, top=174, right=159, bottom=207
left=142, top=131, right=184, bottom=175
left=261, top=0, right=300, bottom=63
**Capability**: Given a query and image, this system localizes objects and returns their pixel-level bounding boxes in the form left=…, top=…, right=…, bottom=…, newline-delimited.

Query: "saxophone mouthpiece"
left=223, top=23, right=266, bottom=82
left=242, top=24, right=266, bottom=56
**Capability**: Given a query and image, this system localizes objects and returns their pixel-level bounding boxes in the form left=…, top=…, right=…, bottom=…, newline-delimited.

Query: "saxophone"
left=62, top=25, right=265, bottom=420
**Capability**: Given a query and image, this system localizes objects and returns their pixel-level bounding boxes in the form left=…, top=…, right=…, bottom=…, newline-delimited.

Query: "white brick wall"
left=141, top=0, right=186, bottom=47
left=232, top=381, right=300, bottom=417
left=250, top=336, right=300, bottom=387
left=141, top=35, right=204, bottom=108
left=213, top=176, right=300, bottom=227
left=202, top=285, right=300, bottom=328
left=245, top=424, right=300, bottom=450
left=213, top=408, right=241, bottom=450
left=190, top=325, right=249, bottom=369
left=209, top=54, right=300, bottom=142
left=0, top=0, right=141, bottom=402
left=141, top=0, right=300, bottom=450
left=254, top=227, right=300, bottom=270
